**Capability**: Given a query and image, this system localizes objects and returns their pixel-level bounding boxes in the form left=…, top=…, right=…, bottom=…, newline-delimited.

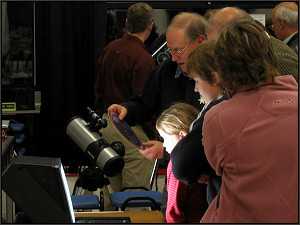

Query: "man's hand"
left=107, top=104, right=128, bottom=120
left=139, top=140, right=164, bottom=160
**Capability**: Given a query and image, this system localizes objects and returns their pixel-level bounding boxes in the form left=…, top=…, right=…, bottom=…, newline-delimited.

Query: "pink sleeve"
left=202, top=114, right=225, bottom=176
left=166, top=162, right=189, bottom=223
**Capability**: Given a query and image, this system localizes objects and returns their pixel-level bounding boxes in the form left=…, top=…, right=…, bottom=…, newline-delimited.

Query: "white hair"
left=275, top=6, right=298, bottom=28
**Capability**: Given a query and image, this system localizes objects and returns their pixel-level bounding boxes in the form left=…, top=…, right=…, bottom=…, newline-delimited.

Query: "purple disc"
left=109, top=111, right=144, bottom=150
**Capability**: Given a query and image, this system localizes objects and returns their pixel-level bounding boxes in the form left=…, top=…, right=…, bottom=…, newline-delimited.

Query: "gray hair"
left=167, top=12, right=208, bottom=41
left=127, top=2, right=154, bottom=34
left=275, top=6, right=298, bottom=28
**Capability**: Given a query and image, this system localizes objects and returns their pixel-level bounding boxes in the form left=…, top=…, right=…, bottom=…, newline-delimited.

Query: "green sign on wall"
left=2, top=102, right=16, bottom=111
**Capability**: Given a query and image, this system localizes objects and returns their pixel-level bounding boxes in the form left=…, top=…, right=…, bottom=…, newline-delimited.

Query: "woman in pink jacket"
left=201, top=18, right=298, bottom=223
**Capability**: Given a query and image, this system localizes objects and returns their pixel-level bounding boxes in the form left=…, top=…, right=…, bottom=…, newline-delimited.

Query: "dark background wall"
left=34, top=2, right=107, bottom=167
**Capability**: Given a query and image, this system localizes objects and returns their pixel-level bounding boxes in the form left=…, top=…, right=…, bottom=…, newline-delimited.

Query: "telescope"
left=65, top=107, right=125, bottom=177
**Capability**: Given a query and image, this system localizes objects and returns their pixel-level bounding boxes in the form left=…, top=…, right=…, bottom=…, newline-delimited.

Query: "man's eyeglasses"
left=166, top=42, right=191, bottom=55
left=271, top=18, right=280, bottom=29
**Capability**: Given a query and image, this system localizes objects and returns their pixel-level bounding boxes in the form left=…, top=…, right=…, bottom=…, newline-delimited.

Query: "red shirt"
left=166, top=160, right=208, bottom=223
left=94, top=33, right=156, bottom=113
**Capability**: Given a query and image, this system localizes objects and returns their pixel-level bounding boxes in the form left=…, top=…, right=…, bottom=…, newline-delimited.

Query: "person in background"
left=108, top=12, right=208, bottom=217
left=171, top=39, right=227, bottom=205
left=203, top=8, right=220, bottom=22
left=206, top=6, right=298, bottom=82
left=94, top=2, right=156, bottom=210
left=201, top=17, right=298, bottom=223
left=271, top=2, right=298, bottom=53
left=156, top=102, right=208, bottom=223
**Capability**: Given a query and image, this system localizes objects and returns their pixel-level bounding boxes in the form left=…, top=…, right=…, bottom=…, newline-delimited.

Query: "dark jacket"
left=171, top=94, right=228, bottom=204
left=122, top=58, right=203, bottom=125
left=287, top=32, right=298, bottom=54
left=123, top=58, right=204, bottom=166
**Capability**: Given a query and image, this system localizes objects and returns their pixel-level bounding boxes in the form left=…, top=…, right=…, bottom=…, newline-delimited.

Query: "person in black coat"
left=171, top=40, right=228, bottom=204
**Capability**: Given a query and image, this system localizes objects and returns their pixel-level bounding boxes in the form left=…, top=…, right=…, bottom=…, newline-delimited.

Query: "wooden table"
left=75, top=211, right=166, bottom=223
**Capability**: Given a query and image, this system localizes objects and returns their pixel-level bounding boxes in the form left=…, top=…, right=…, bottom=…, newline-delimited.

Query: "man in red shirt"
left=94, top=2, right=156, bottom=210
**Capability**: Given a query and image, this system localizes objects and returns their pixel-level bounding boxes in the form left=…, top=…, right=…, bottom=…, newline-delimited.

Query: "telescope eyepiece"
left=86, top=107, right=107, bottom=130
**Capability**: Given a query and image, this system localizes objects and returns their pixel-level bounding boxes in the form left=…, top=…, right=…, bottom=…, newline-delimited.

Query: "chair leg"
left=72, top=177, right=83, bottom=195
left=150, top=159, right=158, bottom=190
left=100, top=191, right=104, bottom=211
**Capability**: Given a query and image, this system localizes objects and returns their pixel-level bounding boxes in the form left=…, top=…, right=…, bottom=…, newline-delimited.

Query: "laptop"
left=2, top=156, right=131, bottom=223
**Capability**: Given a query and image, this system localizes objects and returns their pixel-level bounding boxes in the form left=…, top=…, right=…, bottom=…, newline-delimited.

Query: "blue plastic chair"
left=70, top=167, right=105, bottom=211
left=110, top=186, right=162, bottom=211
left=109, top=160, right=162, bottom=211
left=71, top=194, right=100, bottom=210
left=8, top=123, right=26, bottom=155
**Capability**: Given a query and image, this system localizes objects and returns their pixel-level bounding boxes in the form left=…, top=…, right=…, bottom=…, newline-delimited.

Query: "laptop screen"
left=2, top=156, right=75, bottom=223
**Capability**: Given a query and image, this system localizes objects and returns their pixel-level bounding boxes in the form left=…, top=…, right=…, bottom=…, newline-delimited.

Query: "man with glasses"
left=271, top=2, right=298, bottom=53
left=108, top=12, right=208, bottom=217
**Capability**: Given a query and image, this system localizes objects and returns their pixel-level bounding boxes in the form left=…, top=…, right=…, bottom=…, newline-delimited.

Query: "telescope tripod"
left=72, top=166, right=113, bottom=211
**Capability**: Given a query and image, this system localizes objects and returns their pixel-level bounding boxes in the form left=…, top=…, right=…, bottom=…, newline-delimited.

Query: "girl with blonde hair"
left=156, top=102, right=208, bottom=223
